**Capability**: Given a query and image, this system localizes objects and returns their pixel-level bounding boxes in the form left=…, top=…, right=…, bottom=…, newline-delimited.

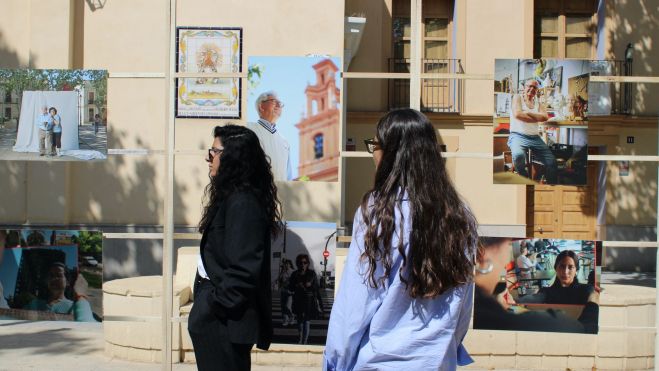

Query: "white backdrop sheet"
left=13, top=91, right=79, bottom=152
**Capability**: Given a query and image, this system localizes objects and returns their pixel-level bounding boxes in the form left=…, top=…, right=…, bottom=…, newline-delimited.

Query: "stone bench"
left=103, top=246, right=199, bottom=363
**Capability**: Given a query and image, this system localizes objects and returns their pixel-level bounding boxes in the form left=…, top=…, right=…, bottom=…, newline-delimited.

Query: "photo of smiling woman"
left=188, top=125, right=282, bottom=371
left=324, top=109, right=478, bottom=370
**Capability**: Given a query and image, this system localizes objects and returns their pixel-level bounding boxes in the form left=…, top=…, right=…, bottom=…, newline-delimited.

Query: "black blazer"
left=200, top=191, right=273, bottom=350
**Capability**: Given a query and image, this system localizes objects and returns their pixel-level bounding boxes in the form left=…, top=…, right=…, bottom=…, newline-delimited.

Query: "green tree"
left=73, top=231, right=103, bottom=260
left=87, top=71, right=108, bottom=122
left=0, top=69, right=48, bottom=132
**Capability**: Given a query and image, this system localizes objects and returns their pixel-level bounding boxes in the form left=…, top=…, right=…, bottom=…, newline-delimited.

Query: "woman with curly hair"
left=324, top=109, right=478, bottom=370
left=188, top=124, right=282, bottom=371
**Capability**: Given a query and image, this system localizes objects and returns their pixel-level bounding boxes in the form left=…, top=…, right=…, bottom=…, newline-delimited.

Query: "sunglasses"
left=207, top=147, right=223, bottom=161
left=364, top=138, right=380, bottom=154
left=263, top=99, right=285, bottom=108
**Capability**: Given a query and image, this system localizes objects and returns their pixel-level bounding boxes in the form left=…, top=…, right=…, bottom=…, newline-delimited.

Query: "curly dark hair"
left=360, top=109, right=478, bottom=298
left=198, top=124, right=282, bottom=237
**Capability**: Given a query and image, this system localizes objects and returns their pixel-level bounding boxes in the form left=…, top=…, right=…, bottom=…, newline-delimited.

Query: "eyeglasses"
left=263, top=99, right=285, bottom=108
left=364, top=138, right=380, bottom=154
left=207, top=147, right=223, bottom=161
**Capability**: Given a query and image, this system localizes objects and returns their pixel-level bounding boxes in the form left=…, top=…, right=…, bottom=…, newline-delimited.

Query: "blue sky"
left=247, top=56, right=341, bottom=179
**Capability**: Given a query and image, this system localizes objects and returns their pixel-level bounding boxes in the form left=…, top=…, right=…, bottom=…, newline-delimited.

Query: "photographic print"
left=0, top=69, right=108, bottom=161
left=474, top=237, right=600, bottom=334
left=247, top=56, right=342, bottom=181
left=493, top=59, right=594, bottom=185
left=0, top=229, right=103, bottom=322
left=176, top=27, right=242, bottom=119
left=271, top=221, right=337, bottom=345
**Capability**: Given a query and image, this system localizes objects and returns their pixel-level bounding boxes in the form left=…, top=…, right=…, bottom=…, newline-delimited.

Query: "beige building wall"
left=605, top=1, right=659, bottom=116
left=0, top=0, right=344, bottom=226
left=0, top=0, right=656, bottom=232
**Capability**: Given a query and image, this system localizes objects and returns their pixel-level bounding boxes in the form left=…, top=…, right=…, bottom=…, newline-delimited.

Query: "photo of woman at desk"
left=474, top=237, right=599, bottom=334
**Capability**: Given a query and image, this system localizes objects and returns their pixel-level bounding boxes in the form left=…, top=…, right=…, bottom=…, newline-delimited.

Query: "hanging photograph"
left=271, top=221, right=337, bottom=345
left=247, top=56, right=342, bottom=181
left=0, top=69, right=108, bottom=161
left=0, top=229, right=103, bottom=322
left=474, top=237, right=600, bottom=334
left=176, top=27, right=242, bottom=119
left=493, top=59, right=594, bottom=185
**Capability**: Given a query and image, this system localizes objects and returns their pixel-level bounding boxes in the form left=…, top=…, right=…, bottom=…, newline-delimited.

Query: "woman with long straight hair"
left=189, top=124, right=282, bottom=371
left=324, top=109, right=478, bottom=370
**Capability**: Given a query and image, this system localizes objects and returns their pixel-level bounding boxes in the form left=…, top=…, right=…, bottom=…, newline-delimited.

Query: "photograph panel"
left=0, top=69, right=108, bottom=162
left=0, top=229, right=103, bottom=322
left=493, top=59, right=594, bottom=185
left=270, top=221, right=337, bottom=345
left=247, top=56, right=342, bottom=182
left=175, top=27, right=242, bottom=119
left=474, top=237, right=600, bottom=334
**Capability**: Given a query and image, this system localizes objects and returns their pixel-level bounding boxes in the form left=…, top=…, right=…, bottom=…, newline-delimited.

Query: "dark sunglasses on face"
left=364, top=138, right=380, bottom=154
left=207, top=147, right=223, bottom=161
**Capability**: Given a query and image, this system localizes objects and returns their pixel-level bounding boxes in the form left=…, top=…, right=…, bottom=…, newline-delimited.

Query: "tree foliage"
left=72, top=231, right=103, bottom=259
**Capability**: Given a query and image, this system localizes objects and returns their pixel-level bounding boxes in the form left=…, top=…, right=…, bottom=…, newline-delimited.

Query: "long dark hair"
left=360, top=109, right=478, bottom=298
left=199, top=124, right=282, bottom=237
left=551, top=250, right=580, bottom=288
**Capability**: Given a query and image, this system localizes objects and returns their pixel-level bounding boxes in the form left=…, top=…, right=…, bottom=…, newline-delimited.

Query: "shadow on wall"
left=84, top=126, right=191, bottom=281
left=0, top=31, right=26, bottom=69
left=607, top=1, right=659, bottom=115
left=279, top=181, right=340, bottom=223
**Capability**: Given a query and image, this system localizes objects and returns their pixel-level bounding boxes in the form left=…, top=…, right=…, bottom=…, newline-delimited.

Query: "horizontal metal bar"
left=342, top=72, right=494, bottom=80
left=108, top=72, right=166, bottom=78
left=103, top=315, right=160, bottom=322
left=338, top=237, right=659, bottom=247
left=343, top=152, right=659, bottom=162
left=342, top=72, right=411, bottom=79
left=599, top=325, right=657, bottom=332
left=107, top=149, right=165, bottom=156
left=591, top=76, right=659, bottom=83
left=588, top=155, right=659, bottom=162
left=174, top=72, right=246, bottom=78
left=603, top=241, right=658, bottom=248
left=103, top=232, right=164, bottom=239
left=420, top=73, right=493, bottom=80
left=103, top=232, right=200, bottom=240
left=341, top=151, right=494, bottom=159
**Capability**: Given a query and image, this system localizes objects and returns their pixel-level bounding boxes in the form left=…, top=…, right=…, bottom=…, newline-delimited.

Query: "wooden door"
left=526, top=148, right=598, bottom=239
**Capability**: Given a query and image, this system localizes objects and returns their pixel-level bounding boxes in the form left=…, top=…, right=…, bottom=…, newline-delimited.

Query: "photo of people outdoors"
left=474, top=237, right=600, bottom=334
left=247, top=56, right=341, bottom=181
left=0, top=69, right=108, bottom=161
left=271, top=221, right=336, bottom=345
left=493, top=59, right=595, bottom=185
left=0, top=229, right=102, bottom=322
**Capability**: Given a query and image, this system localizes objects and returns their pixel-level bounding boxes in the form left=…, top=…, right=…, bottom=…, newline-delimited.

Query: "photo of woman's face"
left=556, top=256, right=577, bottom=287
left=47, top=266, right=67, bottom=292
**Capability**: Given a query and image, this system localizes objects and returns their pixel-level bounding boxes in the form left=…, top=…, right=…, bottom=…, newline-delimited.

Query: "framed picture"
left=175, top=27, right=242, bottom=119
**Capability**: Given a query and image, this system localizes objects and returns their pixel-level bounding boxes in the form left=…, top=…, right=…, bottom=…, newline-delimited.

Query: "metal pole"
left=409, top=0, right=422, bottom=110
left=162, top=0, right=176, bottom=369
left=655, top=116, right=658, bottom=371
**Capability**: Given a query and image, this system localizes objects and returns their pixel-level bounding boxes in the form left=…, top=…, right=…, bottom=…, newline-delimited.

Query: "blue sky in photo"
left=247, top=56, right=341, bottom=179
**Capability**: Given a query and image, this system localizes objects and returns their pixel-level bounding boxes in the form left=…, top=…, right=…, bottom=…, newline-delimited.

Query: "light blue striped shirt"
left=324, top=200, right=474, bottom=371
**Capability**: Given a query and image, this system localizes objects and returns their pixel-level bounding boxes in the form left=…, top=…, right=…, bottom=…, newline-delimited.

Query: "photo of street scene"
left=0, top=69, right=107, bottom=161
left=270, top=221, right=336, bottom=345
